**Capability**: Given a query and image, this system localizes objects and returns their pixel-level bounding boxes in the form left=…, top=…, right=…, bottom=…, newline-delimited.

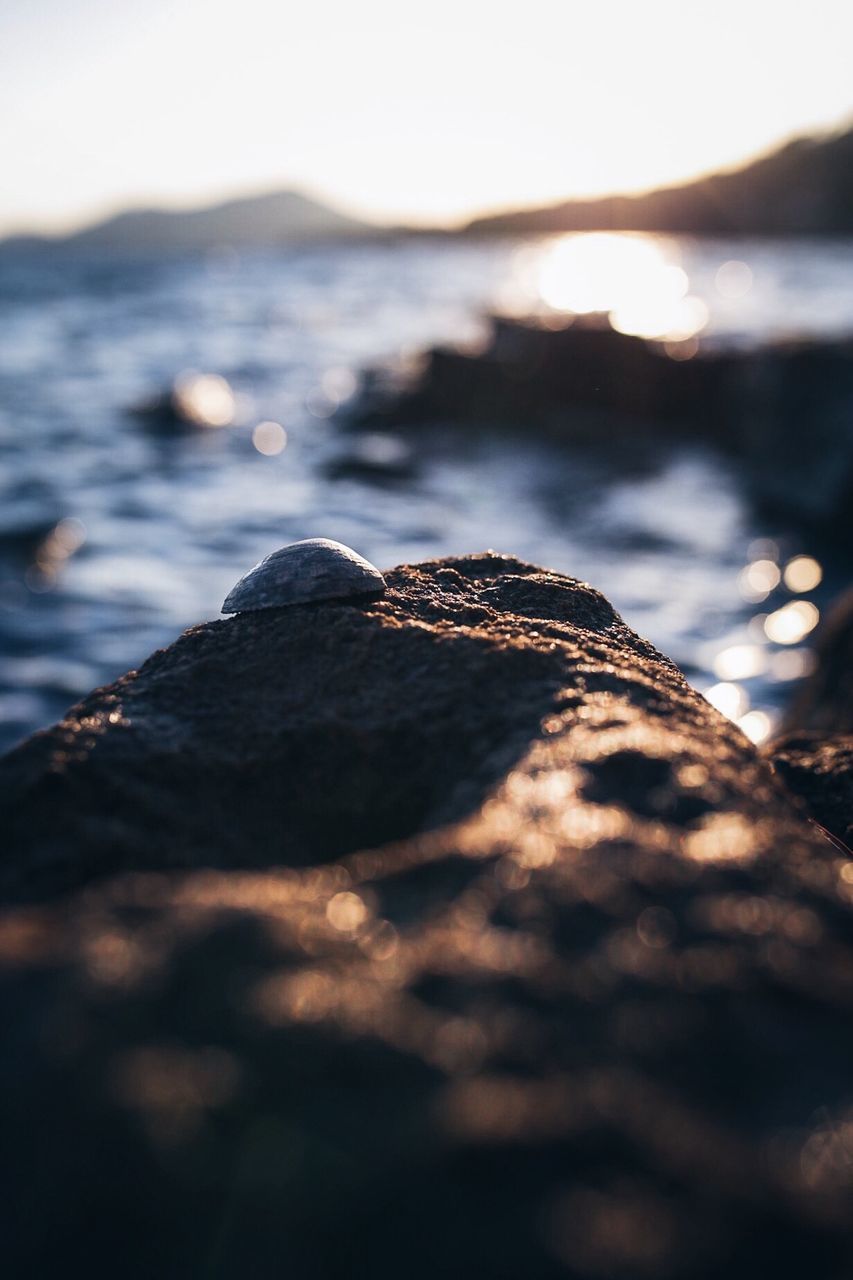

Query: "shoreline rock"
left=2, top=554, right=853, bottom=1277
left=349, top=316, right=853, bottom=543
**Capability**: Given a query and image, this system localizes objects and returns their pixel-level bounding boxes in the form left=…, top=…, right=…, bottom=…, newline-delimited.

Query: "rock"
left=324, top=432, right=417, bottom=484
left=768, top=589, right=853, bottom=847
left=771, top=734, right=853, bottom=848
left=130, top=372, right=236, bottom=434
left=779, top=588, right=853, bottom=737
left=1, top=554, right=852, bottom=1278
left=348, top=316, right=853, bottom=543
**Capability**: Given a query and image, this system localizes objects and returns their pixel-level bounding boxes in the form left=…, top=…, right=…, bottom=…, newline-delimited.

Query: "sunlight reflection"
left=612, top=294, right=708, bottom=342
left=684, top=813, right=759, bottom=863
left=738, top=558, right=781, bottom=603
left=705, top=682, right=749, bottom=720
left=764, top=601, right=820, bottom=645
left=737, top=710, right=773, bottom=744
left=769, top=648, right=816, bottom=682
left=326, top=890, right=369, bottom=934
left=251, top=420, right=287, bottom=455
left=663, top=335, right=700, bottom=361
left=172, top=371, right=235, bottom=428
left=26, top=516, right=86, bottom=591
left=783, top=555, right=823, bottom=593
left=536, top=233, right=708, bottom=340
left=712, top=644, right=767, bottom=681
left=715, top=260, right=753, bottom=299
left=321, top=367, right=357, bottom=404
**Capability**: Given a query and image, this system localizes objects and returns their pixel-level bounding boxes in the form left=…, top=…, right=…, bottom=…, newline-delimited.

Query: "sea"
left=1, top=232, right=851, bottom=752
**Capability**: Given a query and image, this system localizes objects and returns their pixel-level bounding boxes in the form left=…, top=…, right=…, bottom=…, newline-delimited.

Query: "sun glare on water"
left=534, top=233, right=709, bottom=341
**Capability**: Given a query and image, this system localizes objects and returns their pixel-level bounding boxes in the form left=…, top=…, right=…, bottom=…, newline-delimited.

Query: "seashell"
left=222, top=538, right=386, bottom=614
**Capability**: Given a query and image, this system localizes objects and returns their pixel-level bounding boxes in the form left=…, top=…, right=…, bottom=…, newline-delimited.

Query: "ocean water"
left=0, top=233, right=850, bottom=752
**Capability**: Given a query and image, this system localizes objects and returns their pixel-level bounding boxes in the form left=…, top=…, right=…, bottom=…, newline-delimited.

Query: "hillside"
left=466, top=126, right=853, bottom=236
left=0, top=189, right=376, bottom=253
left=3, top=125, right=851, bottom=253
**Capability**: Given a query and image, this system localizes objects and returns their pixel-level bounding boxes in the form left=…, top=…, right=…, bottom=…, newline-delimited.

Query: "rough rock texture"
left=2, top=555, right=853, bottom=1278
left=772, top=735, right=853, bottom=849
left=768, top=588, right=853, bottom=848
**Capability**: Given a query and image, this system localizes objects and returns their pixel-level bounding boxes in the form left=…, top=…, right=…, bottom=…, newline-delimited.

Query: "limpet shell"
left=222, top=538, right=386, bottom=614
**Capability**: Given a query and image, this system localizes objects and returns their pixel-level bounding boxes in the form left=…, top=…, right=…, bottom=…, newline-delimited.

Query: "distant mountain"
left=466, top=126, right=853, bottom=236
left=4, top=124, right=851, bottom=255
left=0, top=189, right=378, bottom=254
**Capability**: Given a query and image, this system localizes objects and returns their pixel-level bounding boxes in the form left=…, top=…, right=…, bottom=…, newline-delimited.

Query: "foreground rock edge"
left=1, top=553, right=852, bottom=1278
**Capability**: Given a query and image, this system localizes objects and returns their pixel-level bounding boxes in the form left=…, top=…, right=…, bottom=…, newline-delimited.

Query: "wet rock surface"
left=1, top=555, right=853, bottom=1278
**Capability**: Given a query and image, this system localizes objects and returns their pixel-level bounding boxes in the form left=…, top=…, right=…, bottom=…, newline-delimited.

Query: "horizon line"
left=2, top=116, right=851, bottom=244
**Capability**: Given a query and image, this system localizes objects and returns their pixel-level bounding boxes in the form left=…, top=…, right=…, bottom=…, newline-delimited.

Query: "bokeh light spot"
left=536, top=233, right=708, bottom=340
left=705, top=682, right=749, bottom=720
left=764, top=601, right=820, bottom=645
left=252, top=420, right=287, bottom=456
left=737, top=710, right=773, bottom=744
left=783, top=555, right=822, bottom=593
left=738, top=558, right=781, bottom=603
left=326, top=891, right=369, bottom=934
left=715, top=260, right=753, bottom=298
left=173, top=372, right=235, bottom=427
left=712, top=644, right=767, bottom=681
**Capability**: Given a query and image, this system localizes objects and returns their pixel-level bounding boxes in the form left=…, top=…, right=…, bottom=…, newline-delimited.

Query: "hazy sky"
left=2, top=0, right=852, bottom=235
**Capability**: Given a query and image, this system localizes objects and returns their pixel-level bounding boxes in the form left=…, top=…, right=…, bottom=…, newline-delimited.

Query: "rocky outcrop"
left=351, top=317, right=853, bottom=542
left=465, top=126, right=853, bottom=236
left=1, top=555, right=852, bottom=1278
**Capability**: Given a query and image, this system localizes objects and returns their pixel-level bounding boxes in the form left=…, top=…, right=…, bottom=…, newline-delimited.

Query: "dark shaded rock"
left=324, top=431, right=417, bottom=484
left=771, top=734, right=853, bottom=848
left=780, top=588, right=853, bottom=737
left=129, top=371, right=236, bottom=434
left=1, top=555, right=853, bottom=1278
left=768, top=589, right=853, bottom=847
left=0, top=517, right=59, bottom=563
left=349, top=316, right=853, bottom=543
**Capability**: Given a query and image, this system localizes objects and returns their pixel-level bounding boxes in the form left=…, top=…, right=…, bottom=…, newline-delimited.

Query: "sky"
left=2, top=0, right=852, bottom=236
